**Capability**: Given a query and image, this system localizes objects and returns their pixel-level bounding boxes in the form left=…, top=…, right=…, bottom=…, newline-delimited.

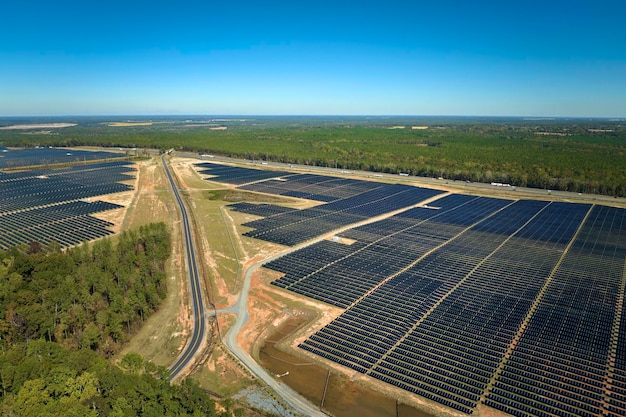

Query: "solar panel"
left=0, top=162, right=134, bottom=249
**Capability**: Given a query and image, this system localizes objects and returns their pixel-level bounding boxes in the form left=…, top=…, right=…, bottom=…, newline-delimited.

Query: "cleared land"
left=0, top=123, right=77, bottom=129
left=107, top=122, right=154, bottom=126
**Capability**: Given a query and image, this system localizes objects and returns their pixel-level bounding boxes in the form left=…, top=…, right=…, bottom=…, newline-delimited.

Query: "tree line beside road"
left=0, top=222, right=238, bottom=416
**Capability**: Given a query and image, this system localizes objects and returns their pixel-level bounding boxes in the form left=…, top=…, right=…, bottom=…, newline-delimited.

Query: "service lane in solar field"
left=0, top=160, right=135, bottom=250
left=203, top=161, right=626, bottom=415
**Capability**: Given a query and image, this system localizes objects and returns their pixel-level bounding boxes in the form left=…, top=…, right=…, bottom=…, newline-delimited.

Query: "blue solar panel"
left=195, top=162, right=291, bottom=184
left=0, top=161, right=134, bottom=249
left=0, top=147, right=126, bottom=168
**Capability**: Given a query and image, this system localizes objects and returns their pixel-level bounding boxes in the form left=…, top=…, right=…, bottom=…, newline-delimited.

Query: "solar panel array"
left=195, top=162, right=291, bottom=184
left=366, top=201, right=590, bottom=413
left=0, top=161, right=134, bottom=212
left=240, top=173, right=383, bottom=202
left=487, top=204, right=626, bottom=417
left=204, top=162, right=626, bottom=415
left=261, top=196, right=626, bottom=415
left=197, top=165, right=445, bottom=246
left=0, top=161, right=135, bottom=249
left=0, top=201, right=121, bottom=250
left=228, top=202, right=297, bottom=218
left=0, top=147, right=126, bottom=168
left=242, top=184, right=444, bottom=246
left=267, top=195, right=513, bottom=308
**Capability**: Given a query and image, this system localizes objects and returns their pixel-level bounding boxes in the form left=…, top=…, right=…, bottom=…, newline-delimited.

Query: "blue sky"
left=1, top=0, right=624, bottom=117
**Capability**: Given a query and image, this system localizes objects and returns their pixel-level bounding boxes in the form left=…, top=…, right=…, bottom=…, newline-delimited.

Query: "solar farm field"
left=197, top=161, right=445, bottom=246
left=267, top=197, right=625, bottom=416
left=202, top=163, right=626, bottom=417
left=0, top=147, right=126, bottom=169
left=0, top=161, right=135, bottom=249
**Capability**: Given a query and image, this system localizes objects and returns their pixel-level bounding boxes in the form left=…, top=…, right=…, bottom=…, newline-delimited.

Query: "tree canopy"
left=0, top=222, right=171, bottom=356
left=0, top=340, right=219, bottom=416
left=0, top=223, right=237, bottom=416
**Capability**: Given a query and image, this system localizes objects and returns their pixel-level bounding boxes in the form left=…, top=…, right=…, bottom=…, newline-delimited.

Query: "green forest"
left=0, top=342, right=218, bottom=416
left=0, top=223, right=170, bottom=356
left=0, top=223, right=233, bottom=416
left=1, top=117, right=624, bottom=196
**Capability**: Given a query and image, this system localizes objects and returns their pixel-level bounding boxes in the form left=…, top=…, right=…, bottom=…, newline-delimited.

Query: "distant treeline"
left=2, top=120, right=625, bottom=196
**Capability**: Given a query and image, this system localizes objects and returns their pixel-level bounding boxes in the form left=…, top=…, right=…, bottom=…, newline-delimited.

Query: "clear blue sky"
left=1, top=0, right=624, bottom=117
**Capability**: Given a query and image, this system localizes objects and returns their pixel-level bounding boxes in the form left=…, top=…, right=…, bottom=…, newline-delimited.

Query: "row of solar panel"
left=0, top=148, right=126, bottom=169
left=285, top=200, right=626, bottom=414
left=0, top=161, right=135, bottom=249
left=196, top=162, right=291, bottom=184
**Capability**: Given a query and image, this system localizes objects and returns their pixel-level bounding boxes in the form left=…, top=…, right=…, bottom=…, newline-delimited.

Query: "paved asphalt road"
left=161, top=151, right=326, bottom=414
left=162, top=154, right=207, bottom=380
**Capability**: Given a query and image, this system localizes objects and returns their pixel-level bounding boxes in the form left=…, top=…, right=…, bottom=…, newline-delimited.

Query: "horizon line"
left=1, top=114, right=624, bottom=120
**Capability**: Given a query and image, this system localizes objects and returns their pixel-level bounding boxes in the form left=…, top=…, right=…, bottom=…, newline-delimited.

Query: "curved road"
left=162, top=154, right=207, bottom=380
left=224, top=254, right=328, bottom=417
left=164, top=152, right=326, bottom=415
